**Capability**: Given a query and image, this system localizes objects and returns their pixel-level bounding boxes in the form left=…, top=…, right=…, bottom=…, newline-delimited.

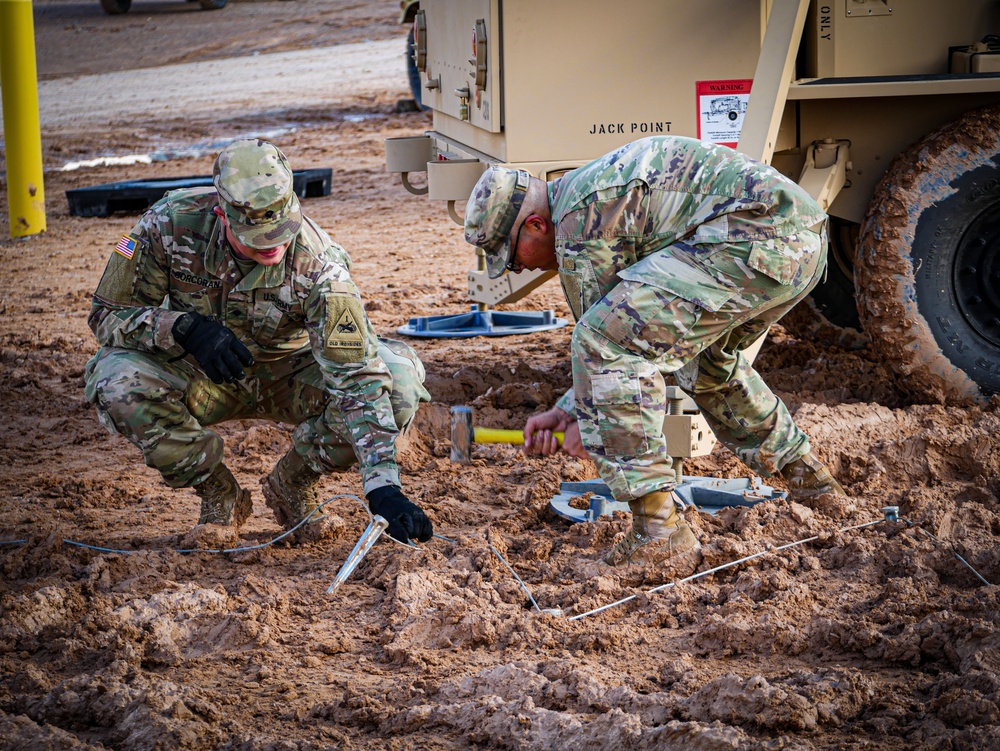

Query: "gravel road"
left=31, top=38, right=403, bottom=130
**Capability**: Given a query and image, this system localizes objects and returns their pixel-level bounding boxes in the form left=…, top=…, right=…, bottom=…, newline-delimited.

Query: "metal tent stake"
left=327, top=515, right=389, bottom=595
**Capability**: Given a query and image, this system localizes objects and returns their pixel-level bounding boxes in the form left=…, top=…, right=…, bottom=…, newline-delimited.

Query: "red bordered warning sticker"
left=696, top=79, right=753, bottom=148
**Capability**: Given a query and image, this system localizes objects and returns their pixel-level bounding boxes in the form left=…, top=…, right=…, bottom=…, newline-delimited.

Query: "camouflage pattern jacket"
left=89, top=187, right=402, bottom=491
left=550, top=136, right=826, bottom=414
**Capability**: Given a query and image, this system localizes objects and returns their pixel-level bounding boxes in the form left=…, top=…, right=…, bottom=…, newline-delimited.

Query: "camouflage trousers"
left=84, top=337, right=430, bottom=488
left=572, top=229, right=827, bottom=502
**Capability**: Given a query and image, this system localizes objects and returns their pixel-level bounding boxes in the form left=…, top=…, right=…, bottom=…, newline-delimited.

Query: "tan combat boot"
left=780, top=451, right=847, bottom=502
left=194, top=463, right=253, bottom=527
left=601, top=491, right=702, bottom=578
left=261, top=449, right=334, bottom=542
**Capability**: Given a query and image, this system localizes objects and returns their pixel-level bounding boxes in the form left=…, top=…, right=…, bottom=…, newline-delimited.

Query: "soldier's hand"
left=172, top=312, right=254, bottom=384
left=557, top=422, right=589, bottom=459
left=525, top=407, right=572, bottom=455
left=366, top=486, right=433, bottom=544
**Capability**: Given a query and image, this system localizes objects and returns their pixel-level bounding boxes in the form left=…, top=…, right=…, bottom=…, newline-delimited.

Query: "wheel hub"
left=954, top=203, right=1000, bottom=347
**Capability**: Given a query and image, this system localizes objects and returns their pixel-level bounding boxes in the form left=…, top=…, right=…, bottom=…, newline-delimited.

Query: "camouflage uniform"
left=467, top=136, right=828, bottom=504
left=84, top=187, right=429, bottom=495
left=547, top=137, right=828, bottom=501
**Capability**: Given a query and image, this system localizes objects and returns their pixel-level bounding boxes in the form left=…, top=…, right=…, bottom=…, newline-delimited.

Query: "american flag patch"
left=115, top=235, right=138, bottom=259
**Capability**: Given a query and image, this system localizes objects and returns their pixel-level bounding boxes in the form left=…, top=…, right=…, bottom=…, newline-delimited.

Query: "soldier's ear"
left=524, top=214, right=548, bottom=235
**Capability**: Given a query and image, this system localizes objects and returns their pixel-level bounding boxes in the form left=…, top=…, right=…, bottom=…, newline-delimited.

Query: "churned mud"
left=2, top=3, right=999, bottom=749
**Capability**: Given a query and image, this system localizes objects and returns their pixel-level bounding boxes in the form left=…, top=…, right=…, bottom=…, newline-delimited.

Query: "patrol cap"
left=464, top=166, right=531, bottom=278
left=213, top=138, right=302, bottom=250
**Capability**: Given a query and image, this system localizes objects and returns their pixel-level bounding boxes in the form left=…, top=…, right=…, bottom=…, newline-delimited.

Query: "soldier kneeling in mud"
left=85, top=139, right=433, bottom=547
left=464, top=136, right=847, bottom=578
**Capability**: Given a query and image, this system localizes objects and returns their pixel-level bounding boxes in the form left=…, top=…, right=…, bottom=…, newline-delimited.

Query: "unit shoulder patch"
left=324, top=293, right=367, bottom=363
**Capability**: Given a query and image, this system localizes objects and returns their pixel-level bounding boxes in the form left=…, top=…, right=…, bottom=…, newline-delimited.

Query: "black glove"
left=172, top=312, right=254, bottom=384
left=367, top=486, right=433, bottom=544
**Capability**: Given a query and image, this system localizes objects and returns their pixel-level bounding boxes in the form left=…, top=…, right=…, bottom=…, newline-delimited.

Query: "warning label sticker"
left=696, top=79, right=753, bottom=148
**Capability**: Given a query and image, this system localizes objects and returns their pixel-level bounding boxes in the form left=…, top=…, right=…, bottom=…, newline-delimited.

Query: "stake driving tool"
left=450, top=406, right=563, bottom=464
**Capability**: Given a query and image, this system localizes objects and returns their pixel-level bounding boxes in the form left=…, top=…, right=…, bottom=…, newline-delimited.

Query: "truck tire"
left=100, top=0, right=131, bottom=14
left=406, top=27, right=427, bottom=111
left=855, top=103, right=1000, bottom=404
left=199, top=0, right=227, bottom=8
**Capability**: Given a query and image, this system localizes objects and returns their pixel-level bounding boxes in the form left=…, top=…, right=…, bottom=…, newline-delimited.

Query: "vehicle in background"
left=399, top=0, right=427, bottom=110
left=100, top=0, right=226, bottom=15
left=386, top=0, right=1000, bottom=405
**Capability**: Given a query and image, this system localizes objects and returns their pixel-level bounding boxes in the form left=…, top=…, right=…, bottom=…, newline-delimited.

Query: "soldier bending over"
left=464, top=136, right=846, bottom=576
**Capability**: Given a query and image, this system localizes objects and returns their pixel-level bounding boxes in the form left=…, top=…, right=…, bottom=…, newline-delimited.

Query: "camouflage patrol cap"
left=464, top=166, right=531, bottom=278
left=213, top=139, right=302, bottom=250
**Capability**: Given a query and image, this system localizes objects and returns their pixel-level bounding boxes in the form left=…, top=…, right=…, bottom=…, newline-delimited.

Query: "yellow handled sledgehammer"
left=450, top=406, right=563, bottom=464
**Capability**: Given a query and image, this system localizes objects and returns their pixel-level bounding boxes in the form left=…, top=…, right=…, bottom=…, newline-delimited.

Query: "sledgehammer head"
left=450, top=405, right=474, bottom=464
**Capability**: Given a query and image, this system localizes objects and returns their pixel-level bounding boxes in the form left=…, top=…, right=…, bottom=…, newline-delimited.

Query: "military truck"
left=387, top=0, right=1000, bottom=406
left=100, top=0, right=226, bottom=15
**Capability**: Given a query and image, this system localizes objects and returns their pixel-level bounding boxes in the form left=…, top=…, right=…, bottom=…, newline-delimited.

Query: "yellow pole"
left=0, top=0, right=46, bottom=237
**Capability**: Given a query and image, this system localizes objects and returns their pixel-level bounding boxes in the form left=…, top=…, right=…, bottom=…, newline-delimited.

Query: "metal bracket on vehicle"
left=798, top=139, right=851, bottom=212
left=845, top=0, right=892, bottom=18
left=427, top=158, right=485, bottom=225
left=466, top=266, right=558, bottom=306
left=385, top=135, right=433, bottom=196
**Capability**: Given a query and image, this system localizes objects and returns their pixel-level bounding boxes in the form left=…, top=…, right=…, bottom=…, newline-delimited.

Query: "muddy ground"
left=2, top=2, right=999, bottom=749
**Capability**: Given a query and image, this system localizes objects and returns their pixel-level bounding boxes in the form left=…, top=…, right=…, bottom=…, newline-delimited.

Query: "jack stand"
left=550, top=476, right=786, bottom=523
left=397, top=305, right=568, bottom=338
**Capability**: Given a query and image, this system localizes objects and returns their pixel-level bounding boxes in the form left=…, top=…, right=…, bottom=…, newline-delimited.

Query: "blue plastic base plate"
left=550, top=476, right=786, bottom=523
left=398, top=308, right=568, bottom=338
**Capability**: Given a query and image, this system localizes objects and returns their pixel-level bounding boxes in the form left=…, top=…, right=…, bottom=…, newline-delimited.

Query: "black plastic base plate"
left=66, top=168, right=332, bottom=217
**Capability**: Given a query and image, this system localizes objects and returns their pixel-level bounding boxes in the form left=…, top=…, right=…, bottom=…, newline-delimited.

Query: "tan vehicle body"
left=388, top=0, right=1000, bottom=408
